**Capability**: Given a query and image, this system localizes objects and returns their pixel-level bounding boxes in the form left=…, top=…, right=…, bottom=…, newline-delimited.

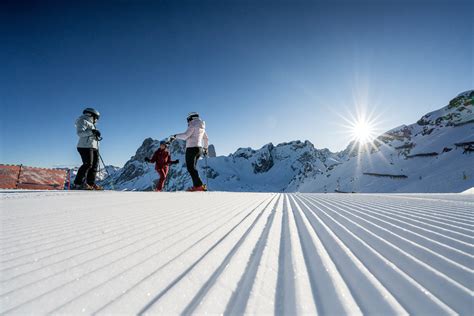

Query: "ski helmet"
left=186, top=112, right=199, bottom=123
left=83, top=108, right=100, bottom=119
left=160, top=140, right=168, bottom=146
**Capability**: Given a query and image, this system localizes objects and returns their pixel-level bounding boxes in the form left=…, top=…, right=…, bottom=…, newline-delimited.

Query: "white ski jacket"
left=76, top=114, right=99, bottom=149
left=175, top=118, right=209, bottom=149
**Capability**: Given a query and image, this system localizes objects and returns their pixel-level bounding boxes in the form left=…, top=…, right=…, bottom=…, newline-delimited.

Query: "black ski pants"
left=185, top=147, right=203, bottom=187
left=75, top=147, right=99, bottom=186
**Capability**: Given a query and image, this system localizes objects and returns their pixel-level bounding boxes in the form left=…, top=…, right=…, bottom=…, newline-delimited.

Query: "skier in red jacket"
left=145, top=141, right=179, bottom=191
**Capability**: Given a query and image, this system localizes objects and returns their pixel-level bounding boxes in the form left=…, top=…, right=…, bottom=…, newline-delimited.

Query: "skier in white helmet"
left=73, top=107, right=103, bottom=190
left=171, top=112, right=209, bottom=191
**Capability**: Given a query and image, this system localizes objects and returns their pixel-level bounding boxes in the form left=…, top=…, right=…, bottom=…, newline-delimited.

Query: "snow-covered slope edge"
left=462, top=187, right=474, bottom=194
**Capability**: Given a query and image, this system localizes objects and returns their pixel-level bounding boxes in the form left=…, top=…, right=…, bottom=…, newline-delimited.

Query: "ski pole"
left=96, top=134, right=115, bottom=190
left=98, top=152, right=116, bottom=190
left=95, top=134, right=109, bottom=178
left=204, top=154, right=209, bottom=190
left=98, top=156, right=102, bottom=179
left=98, top=152, right=109, bottom=177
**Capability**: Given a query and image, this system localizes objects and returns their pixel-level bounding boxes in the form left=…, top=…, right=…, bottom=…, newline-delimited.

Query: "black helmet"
left=83, top=107, right=100, bottom=119
left=186, top=112, right=199, bottom=123
left=160, top=140, right=168, bottom=146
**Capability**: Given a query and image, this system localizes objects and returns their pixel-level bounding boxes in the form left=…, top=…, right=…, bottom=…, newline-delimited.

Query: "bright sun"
left=338, top=100, right=382, bottom=148
left=351, top=119, right=376, bottom=143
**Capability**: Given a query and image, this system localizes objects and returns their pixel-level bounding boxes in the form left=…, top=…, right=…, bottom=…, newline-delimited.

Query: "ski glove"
left=144, top=157, right=151, bottom=163
left=203, top=148, right=208, bottom=156
left=92, top=129, right=101, bottom=138
left=172, top=159, right=179, bottom=164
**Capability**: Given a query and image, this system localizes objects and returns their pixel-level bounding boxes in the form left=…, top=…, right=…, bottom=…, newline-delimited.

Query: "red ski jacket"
left=150, top=148, right=178, bottom=170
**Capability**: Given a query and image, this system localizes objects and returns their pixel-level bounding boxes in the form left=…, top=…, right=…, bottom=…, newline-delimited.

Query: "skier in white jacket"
left=171, top=112, right=209, bottom=191
left=74, top=108, right=102, bottom=190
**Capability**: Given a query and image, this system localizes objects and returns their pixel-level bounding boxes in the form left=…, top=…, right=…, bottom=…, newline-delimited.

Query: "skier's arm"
left=168, top=156, right=179, bottom=165
left=203, top=131, right=209, bottom=149
left=174, top=126, right=193, bottom=140
left=76, top=118, right=94, bottom=138
left=164, top=152, right=177, bottom=165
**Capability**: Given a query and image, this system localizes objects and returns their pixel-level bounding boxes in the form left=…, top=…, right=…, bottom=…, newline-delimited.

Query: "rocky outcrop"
left=102, top=138, right=339, bottom=192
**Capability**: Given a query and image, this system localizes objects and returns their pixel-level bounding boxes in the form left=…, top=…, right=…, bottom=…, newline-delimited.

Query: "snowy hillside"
left=1, top=191, right=472, bottom=314
left=101, top=90, right=473, bottom=193
left=299, top=90, right=474, bottom=193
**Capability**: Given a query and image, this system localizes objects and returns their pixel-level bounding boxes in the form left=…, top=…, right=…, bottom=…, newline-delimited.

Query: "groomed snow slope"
left=1, top=191, right=473, bottom=315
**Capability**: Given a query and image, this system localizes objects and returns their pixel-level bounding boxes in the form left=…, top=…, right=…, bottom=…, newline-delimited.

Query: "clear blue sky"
left=1, top=0, right=472, bottom=167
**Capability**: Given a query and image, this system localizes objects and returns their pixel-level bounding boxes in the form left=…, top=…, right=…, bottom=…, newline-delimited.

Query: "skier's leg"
left=186, top=147, right=202, bottom=187
left=185, top=148, right=196, bottom=186
left=75, top=148, right=93, bottom=185
left=86, top=149, right=99, bottom=185
left=156, top=169, right=167, bottom=191
left=193, top=147, right=203, bottom=187
left=163, top=167, right=169, bottom=188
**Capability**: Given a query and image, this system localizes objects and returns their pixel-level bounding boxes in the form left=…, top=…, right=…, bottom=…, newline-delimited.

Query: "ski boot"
left=72, top=183, right=94, bottom=190
left=186, top=185, right=207, bottom=192
left=91, top=184, right=104, bottom=191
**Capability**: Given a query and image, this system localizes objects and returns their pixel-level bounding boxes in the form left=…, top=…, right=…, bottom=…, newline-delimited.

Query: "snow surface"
left=462, top=187, right=474, bottom=194
left=1, top=191, right=473, bottom=315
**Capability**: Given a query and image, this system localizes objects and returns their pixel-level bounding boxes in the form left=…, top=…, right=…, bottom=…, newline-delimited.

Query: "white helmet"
left=83, top=107, right=100, bottom=119
left=186, top=112, right=199, bottom=122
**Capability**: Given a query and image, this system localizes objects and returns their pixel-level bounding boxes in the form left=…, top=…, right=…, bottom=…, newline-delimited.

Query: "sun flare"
left=335, top=96, right=384, bottom=152
left=351, top=119, right=375, bottom=143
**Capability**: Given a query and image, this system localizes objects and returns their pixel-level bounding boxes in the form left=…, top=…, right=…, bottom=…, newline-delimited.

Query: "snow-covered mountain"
left=101, top=90, right=474, bottom=192
left=298, top=90, right=474, bottom=193
left=100, top=139, right=339, bottom=192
